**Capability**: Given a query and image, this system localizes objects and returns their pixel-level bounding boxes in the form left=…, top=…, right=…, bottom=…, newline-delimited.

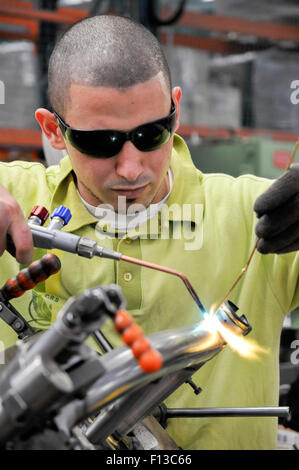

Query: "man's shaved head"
left=48, top=14, right=172, bottom=117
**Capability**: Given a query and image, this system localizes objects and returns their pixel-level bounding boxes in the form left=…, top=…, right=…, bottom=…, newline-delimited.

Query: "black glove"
left=254, top=164, right=299, bottom=254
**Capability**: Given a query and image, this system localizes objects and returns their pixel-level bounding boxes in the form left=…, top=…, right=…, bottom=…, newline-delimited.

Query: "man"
left=0, top=14, right=299, bottom=450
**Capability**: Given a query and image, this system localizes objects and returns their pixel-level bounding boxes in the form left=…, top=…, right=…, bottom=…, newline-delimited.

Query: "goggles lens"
left=54, top=100, right=176, bottom=159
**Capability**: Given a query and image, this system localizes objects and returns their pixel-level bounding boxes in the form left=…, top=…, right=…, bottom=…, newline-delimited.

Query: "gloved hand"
left=254, top=164, right=299, bottom=254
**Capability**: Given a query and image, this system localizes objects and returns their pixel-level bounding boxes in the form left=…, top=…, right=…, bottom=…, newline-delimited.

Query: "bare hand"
left=0, top=184, right=33, bottom=264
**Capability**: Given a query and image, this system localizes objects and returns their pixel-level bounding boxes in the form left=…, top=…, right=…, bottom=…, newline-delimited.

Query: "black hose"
left=148, top=0, right=186, bottom=27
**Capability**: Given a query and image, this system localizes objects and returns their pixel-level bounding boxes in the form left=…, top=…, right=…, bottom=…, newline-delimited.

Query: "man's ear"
left=172, top=86, right=182, bottom=133
left=35, top=108, right=66, bottom=150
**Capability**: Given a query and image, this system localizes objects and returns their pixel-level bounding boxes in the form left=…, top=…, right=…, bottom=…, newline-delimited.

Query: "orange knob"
left=114, top=309, right=133, bottom=332
left=122, top=324, right=143, bottom=345
left=138, top=349, right=163, bottom=374
left=114, top=309, right=163, bottom=374
left=131, top=336, right=151, bottom=359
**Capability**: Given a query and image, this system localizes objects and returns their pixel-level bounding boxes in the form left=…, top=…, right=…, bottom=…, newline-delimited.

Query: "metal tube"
left=85, top=366, right=205, bottom=444
left=120, top=254, right=206, bottom=314
left=91, top=330, right=113, bottom=353
left=83, top=330, right=224, bottom=416
left=165, top=407, right=290, bottom=418
left=46, top=216, right=65, bottom=231
left=83, top=304, right=250, bottom=423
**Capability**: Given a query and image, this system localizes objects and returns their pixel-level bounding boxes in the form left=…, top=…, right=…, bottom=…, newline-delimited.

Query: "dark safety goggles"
left=53, top=100, right=177, bottom=159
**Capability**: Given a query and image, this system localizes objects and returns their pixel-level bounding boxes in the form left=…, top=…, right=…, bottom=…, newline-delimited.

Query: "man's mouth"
left=111, top=184, right=149, bottom=199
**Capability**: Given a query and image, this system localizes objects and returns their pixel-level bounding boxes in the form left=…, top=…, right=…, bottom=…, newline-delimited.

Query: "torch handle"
left=0, top=253, right=61, bottom=301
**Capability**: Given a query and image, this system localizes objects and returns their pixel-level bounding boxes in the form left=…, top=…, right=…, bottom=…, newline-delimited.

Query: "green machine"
left=188, top=135, right=297, bottom=180
left=188, top=135, right=299, bottom=329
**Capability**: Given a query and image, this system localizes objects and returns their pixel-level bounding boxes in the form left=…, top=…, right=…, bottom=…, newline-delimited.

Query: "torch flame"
left=215, top=318, right=267, bottom=360
left=204, top=307, right=268, bottom=360
left=188, top=317, right=224, bottom=353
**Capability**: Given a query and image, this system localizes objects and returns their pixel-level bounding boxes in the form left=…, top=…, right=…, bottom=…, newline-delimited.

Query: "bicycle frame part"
left=79, top=301, right=250, bottom=438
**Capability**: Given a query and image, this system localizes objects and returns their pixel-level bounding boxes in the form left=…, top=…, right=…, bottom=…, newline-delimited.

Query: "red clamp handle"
left=0, top=253, right=61, bottom=301
left=114, top=309, right=163, bottom=374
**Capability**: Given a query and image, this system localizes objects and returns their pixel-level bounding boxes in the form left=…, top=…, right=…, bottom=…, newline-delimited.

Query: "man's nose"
left=115, top=141, right=144, bottom=182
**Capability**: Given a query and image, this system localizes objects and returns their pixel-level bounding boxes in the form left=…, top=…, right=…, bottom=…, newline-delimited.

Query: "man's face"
left=61, top=74, right=180, bottom=211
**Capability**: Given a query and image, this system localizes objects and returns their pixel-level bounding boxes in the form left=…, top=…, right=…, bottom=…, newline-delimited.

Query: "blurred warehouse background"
left=1, top=0, right=299, bottom=449
left=2, top=1, right=299, bottom=172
